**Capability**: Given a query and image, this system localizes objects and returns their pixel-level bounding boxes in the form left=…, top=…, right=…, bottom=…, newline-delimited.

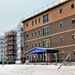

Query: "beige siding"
left=24, top=0, right=75, bottom=32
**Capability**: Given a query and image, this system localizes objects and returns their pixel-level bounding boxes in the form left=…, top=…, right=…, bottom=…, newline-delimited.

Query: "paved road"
left=0, top=65, right=75, bottom=75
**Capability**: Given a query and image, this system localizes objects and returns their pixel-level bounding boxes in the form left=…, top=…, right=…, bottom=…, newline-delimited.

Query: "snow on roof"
left=21, top=0, right=68, bottom=22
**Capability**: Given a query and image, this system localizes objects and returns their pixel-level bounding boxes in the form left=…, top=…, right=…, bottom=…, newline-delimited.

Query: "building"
left=0, top=36, right=5, bottom=64
left=22, top=0, right=75, bottom=62
left=5, top=30, right=16, bottom=64
left=15, top=23, right=24, bottom=63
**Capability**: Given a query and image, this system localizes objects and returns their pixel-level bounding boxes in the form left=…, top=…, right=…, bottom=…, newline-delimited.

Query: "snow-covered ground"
left=0, top=64, right=75, bottom=75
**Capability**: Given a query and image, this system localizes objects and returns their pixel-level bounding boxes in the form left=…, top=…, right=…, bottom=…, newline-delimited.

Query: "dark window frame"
left=32, top=32, right=35, bottom=37
left=43, top=40, right=50, bottom=47
left=73, top=51, right=75, bottom=55
left=26, top=34, right=28, bottom=37
left=32, top=44, right=34, bottom=48
left=38, top=18, right=41, bottom=23
left=1, top=42, right=3, bottom=44
left=35, top=43, right=38, bottom=47
left=21, top=28, right=23, bottom=31
left=43, top=27, right=50, bottom=36
left=35, top=32, right=38, bottom=36
left=35, top=19, right=37, bottom=24
left=26, top=23, right=28, bottom=27
left=72, top=19, right=75, bottom=24
left=32, top=21, right=34, bottom=26
left=71, top=4, right=74, bottom=9
left=61, top=37, right=64, bottom=41
left=72, top=35, right=75, bottom=39
left=60, top=22, right=63, bottom=27
left=43, top=14, right=49, bottom=23
left=26, top=44, right=29, bottom=48
left=39, top=42, right=41, bottom=47
left=39, top=30, right=41, bottom=35
left=60, top=9, right=62, bottom=13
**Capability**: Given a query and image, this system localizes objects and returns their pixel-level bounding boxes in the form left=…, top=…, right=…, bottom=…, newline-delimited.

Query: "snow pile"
left=0, top=65, right=75, bottom=75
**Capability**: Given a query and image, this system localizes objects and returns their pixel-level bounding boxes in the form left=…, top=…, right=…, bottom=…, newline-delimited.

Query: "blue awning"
left=28, top=47, right=58, bottom=54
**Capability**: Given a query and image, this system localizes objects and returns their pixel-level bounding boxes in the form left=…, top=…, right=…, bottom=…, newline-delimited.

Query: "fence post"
left=43, top=52, right=44, bottom=62
left=45, top=51, right=47, bottom=64
left=31, top=54, right=32, bottom=63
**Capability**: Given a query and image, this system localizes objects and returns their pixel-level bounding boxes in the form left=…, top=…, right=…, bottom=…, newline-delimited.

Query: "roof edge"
left=21, top=0, right=69, bottom=22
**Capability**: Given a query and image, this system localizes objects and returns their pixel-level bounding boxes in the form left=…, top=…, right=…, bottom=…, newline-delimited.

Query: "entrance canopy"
left=28, top=47, right=58, bottom=54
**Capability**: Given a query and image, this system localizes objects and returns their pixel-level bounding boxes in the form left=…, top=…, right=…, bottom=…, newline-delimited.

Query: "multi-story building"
left=15, top=23, right=24, bottom=63
left=22, top=0, right=75, bottom=62
left=0, top=36, right=5, bottom=64
left=5, top=30, right=16, bottom=64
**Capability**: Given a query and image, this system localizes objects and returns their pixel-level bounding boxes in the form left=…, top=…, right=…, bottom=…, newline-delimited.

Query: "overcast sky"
left=0, top=0, right=57, bottom=35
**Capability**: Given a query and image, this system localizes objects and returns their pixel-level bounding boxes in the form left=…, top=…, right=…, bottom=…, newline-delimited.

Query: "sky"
left=0, top=0, right=56, bottom=35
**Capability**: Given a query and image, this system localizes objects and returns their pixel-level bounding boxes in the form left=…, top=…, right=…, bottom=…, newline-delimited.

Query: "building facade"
left=15, top=23, right=24, bottom=63
left=22, top=0, right=75, bottom=62
left=0, top=36, right=5, bottom=64
left=5, top=30, right=16, bottom=64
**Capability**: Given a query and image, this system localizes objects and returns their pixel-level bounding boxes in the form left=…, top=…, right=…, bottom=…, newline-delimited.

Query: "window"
left=71, top=4, right=74, bottom=9
left=26, top=44, right=29, bottom=48
left=72, top=19, right=75, bottom=24
left=32, top=33, right=35, bottom=37
left=1, top=51, right=3, bottom=52
left=39, top=30, right=41, bottom=35
left=38, top=18, right=40, bottom=23
left=32, top=21, right=34, bottom=26
left=26, top=23, right=28, bottom=27
left=1, top=42, right=3, bottom=44
left=72, top=34, right=75, bottom=39
left=35, top=32, right=38, bottom=36
left=43, top=14, right=49, bottom=23
left=35, top=43, right=38, bottom=47
left=26, top=34, right=28, bottom=37
left=43, top=27, right=50, bottom=36
left=39, top=42, right=41, bottom=47
left=61, top=38, right=64, bottom=41
left=21, top=33, right=24, bottom=37
left=35, top=19, right=37, bottom=24
left=60, top=22, right=63, bottom=27
left=60, top=9, right=62, bottom=13
left=32, top=44, right=34, bottom=48
left=43, top=40, right=50, bottom=47
left=61, top=36, right=64, bottom=41
left=21, top=28, right=23, bottom=31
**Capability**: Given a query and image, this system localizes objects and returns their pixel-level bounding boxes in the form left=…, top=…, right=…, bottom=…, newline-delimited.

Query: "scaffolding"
left=5, top=30, right=16, bottom=64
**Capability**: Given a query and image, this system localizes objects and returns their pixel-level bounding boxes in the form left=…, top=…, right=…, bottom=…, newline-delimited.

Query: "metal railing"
left=27, top=51, right=75, bottom=65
